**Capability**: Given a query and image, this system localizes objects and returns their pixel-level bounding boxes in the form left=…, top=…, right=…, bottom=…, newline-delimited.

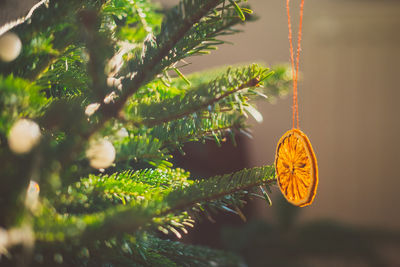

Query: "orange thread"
left=286, top=0, right=304, bottom=129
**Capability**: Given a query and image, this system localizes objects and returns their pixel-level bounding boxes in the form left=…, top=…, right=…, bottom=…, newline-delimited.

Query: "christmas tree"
left=0, top=0, right=291, bottom=265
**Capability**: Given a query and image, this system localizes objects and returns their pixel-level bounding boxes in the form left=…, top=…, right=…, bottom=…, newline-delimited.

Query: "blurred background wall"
left=162, top=0, right=400, bottom=231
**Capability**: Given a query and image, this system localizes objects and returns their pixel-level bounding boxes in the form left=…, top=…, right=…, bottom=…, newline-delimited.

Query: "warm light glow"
left=104, top=92, right=117, bottom=104
left=85, top=103, right=100, bottom=116
left=86, top=139, right=116, bottom=169
left=26, top=180, right=40, bottom=210
left=28, top=180, right=40, bottom=195
left=106, top=77, right=122, bottom=89
left=0, top=32, right=22, bottom=62
left=117, top=128, right=129, bottom=138
left=8, top=119, right=41, bottom=154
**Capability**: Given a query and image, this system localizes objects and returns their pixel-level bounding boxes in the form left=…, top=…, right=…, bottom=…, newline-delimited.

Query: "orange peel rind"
left=275, top=129, right=318, bottom=207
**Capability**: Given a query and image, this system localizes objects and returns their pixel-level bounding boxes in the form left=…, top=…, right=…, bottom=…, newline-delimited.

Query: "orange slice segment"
left=275, top=129, right=318, bottom=207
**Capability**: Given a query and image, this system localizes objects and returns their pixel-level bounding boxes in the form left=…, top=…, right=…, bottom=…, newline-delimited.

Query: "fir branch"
left=163, top=166, right=276, bottom=215
left=53, top=168, right=191, bottom=214
left=142, top=234, right=244, bottom=267
left=1, top=0, right=293, bottom=265
left=34, top=232, right=243, bottom=266
left=113, top=134, right=172, bottom=168
left=24, top=53, right=60, bottom=82
left=41, top=166, right=276, bottom=244
left=36, top=49, right=90, bottom=98
left=0, top=75, right=48, bottom=132
left=125, top=64, right=268, bottom=129
left=51, top=0, right=238, bottom=180
left=108, top=0, right=224, bottom=113
left=152, top=112, right=246, bottom=149
left=0, top=0, right=105, bottom=81
left=45, top=1, right=257, bottom=183
left=144, top=76, right=260, bottom=127
left=90, top=0, right=245, bottom=127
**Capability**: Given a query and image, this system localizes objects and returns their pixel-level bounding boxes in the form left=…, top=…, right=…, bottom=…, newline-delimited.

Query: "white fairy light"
left=85, top=103, right=100, bottom=116
left=116, top=127, right=129, bottom=138
left=86, top=139, right=116, bottom=169
left=106, top=77, right=121, bottom=88
left=103, top=91, right=117, bottom=104
left=8, top=119, right=41, bottom=154
left=26, top=181, right=40, bottom=211
left=0, top=32, right=22, bottom=62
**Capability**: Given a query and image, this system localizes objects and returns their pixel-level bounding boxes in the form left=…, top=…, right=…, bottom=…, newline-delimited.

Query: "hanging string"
left=286, top=0, right=304, bottom=129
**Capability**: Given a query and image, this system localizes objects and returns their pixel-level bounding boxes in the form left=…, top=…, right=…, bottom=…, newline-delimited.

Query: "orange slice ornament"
left=275, top=129, right=318, bottom=207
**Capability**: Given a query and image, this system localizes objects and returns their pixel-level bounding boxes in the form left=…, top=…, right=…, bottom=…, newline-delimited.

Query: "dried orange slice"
left=275, top=129, right=318, bottom=207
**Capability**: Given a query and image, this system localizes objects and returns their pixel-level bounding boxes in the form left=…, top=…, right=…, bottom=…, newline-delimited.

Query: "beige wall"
left=299, top=1, right=400, bottom=229
left=161, top=0, right=400, bottom=229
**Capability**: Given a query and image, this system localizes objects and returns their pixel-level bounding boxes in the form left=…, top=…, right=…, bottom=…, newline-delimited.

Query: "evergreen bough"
left=0, top=0, right=291, bottom=265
